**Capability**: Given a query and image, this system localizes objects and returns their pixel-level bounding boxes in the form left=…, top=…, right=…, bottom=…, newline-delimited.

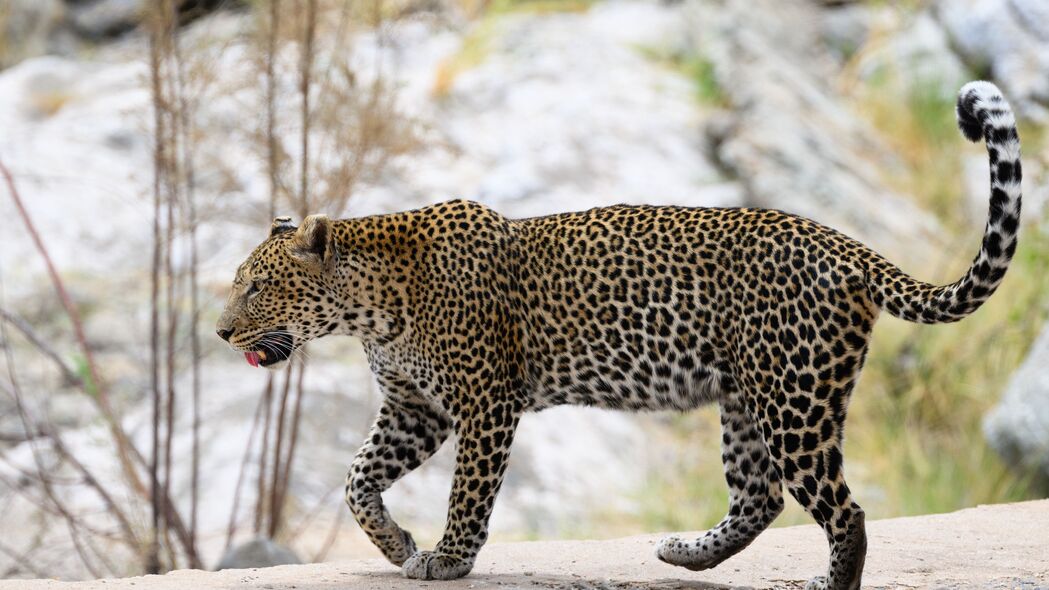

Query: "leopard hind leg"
left=657, top=392, right=784, bottom=570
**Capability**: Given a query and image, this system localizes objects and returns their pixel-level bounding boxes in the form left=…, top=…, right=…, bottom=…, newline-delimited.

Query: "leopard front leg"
left=402, top=401, right=520, bottom=581
left=345, top=397, right=451, bottom=566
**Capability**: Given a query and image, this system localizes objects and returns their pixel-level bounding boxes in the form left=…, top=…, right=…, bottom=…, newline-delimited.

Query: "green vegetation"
left=858, top=72, right=972, bottom=227
left=484, top=0, right=595, bottom=14
left=431, top=18, right=499, bottom=98
left=685, top=56, right=727, bottom=107
left=637, top=46, right=728, bottom=108
left=850, top=68, right=1048, bottom=513
left=433, top=0, right=595, bottom=97
left=73, top=355, right=98, bottom=398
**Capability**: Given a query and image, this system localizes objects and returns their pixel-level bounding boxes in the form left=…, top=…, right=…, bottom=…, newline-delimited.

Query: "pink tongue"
left=244, top=351, right=261, bottom=367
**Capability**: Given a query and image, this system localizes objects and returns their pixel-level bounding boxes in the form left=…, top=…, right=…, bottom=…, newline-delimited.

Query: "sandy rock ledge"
left=5, top=500, right=1047, bottom=590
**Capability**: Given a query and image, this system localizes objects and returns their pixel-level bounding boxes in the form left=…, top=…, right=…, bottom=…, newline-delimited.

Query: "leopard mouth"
left=244, top=331, right=295, bottom=368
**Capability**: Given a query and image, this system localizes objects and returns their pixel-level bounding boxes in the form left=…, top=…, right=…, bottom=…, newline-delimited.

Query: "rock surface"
left=3, top=500, right=1048, bottom=590
left=0, top=0, right=236, bottom=68
left=853, top=11, right=969, bottom=95
left=67, top=0, right=143, bottom=39
left=688, top=0, right=943, bottom=265
left=214, top=538, right=302, bottom=570
left=936, top=0, right=1049, bottom=121
left=352, top=1, right=743, bottom=218
left=0, top=0, right=72, bottom=69
left=984, top=324, right=1049, bottom=483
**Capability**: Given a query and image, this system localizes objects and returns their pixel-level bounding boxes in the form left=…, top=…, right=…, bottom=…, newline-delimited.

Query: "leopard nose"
left=217, top=328, right=235, bottom=341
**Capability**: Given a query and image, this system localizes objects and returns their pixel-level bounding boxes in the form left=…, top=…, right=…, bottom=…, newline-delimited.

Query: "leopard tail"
left=865, top=81, right=1022, bottom=324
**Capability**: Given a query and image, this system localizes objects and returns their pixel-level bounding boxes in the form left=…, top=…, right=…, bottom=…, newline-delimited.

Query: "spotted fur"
left=216, top=82, right=1021, bottom=590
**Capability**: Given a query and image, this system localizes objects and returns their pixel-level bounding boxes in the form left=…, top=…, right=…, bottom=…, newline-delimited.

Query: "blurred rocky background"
left=0, top=0, right=1046, bottom=580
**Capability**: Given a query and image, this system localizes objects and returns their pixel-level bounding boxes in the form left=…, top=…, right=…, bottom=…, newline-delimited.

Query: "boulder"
left=393, top=0, right=744, bottom=218
left=214, top=537, right=302, bottom=570
left=852, top=11, right=969, bottom=98
left=935, top=0, right=1049, bottom=121
left=686, top=0, right=944, bottom=264
left=820, top=3, right=892, bottom=61
left=67, top=0, right=142, bottom=40
left=0, top=0, right=72, bottom=69
left=984, top=323, right=1049, bottom=484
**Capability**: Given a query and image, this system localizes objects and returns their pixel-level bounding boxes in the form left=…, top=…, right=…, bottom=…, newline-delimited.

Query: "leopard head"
left=216, top=214, right=338, bottom=370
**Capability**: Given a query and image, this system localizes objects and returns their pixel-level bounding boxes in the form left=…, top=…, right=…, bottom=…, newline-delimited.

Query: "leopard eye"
left=247, top=278, right=264, bottom=297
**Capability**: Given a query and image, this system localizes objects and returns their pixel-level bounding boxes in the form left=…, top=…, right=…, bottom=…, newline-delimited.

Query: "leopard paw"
left=402, top=551, right=473, bottom=580
left=655, top=536, right=726, bottom=571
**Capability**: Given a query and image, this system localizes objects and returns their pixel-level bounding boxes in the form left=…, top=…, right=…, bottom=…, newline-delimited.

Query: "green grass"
left=433, top=0, right=595, bottom=97
left=637, top=46, right=727, bottom=108
left=685, top=56, right=727, bottom=107
left=838, top=70, right=1049, bottom=514
left=857, top=72, right=971, bottom=228
left=431, top=18, right=499, bottom=98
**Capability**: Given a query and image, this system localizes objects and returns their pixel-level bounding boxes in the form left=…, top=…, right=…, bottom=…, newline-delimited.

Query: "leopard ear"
left=270, top=216, right=296, bottom=237
left=289, top=214, right=334, bottom=269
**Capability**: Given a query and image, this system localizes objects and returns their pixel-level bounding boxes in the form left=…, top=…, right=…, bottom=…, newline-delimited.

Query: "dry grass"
left=455, top=0, right=593, bottom=17
left=843, top=68, right=1049, bottom=511
left=853, top=72, right=970, bottom=228
left=431, top=19, right=498, bottom=98
left=243, top=0, right=418, bottom=217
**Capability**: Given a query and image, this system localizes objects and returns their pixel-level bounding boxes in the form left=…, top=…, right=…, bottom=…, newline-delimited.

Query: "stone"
left=852, top=11, right=969, bottom=99
left=215, top=538, right=302, bottom=570
left=984, top=323, right=1049, bottom=483
left=67, top=0, right=142, bottom=40
left=0, top=0, right=70, bottom=69
left=820, top=3, right=892, bottom=61
left=935, top=0, right=1049, bottom=121
left=686, top=0, right=944, bottom=264
left=374, top=0, right=744, bottom=219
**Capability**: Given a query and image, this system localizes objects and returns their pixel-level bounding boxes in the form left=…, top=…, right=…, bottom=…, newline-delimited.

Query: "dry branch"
left=0, top=157, right=146, bottom=503
left=0, top=306, right=82, bottom=387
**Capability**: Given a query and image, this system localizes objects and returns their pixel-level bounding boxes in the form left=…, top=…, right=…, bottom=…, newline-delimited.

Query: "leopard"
left=216, top=81, right=1022, bottom=590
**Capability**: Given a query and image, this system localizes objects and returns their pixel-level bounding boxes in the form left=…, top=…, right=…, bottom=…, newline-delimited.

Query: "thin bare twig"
left=298, top=0, right=316, bottom=219
left=288, top=482, right=340, bottom=543
left=267, top=0, right=281, bottom=219
left=224, top=388, right=269, bottom=551
left=144, top=0, right=204, bottom=569
left=255, top=375, right=274, bottom=536
left=0, top=304, right=105, bottom=578
left=0, top=158, right=146, bottom=503
left=276, top=357, right=307, bottom=534
left=175, top=4, right=203, bottom=561
left=0, top=306, right=82, bottom=387
left=267, top=364, right=294, bottom=538
left=147, top=12, right=167, bottom=573
left=47, top=431, right=141, bottom=550
left=0, top=538, right=51, bottom=579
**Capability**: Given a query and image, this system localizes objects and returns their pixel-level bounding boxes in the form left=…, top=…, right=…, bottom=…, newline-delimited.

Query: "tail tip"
left=956, top=80, right=1008, bottom=143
